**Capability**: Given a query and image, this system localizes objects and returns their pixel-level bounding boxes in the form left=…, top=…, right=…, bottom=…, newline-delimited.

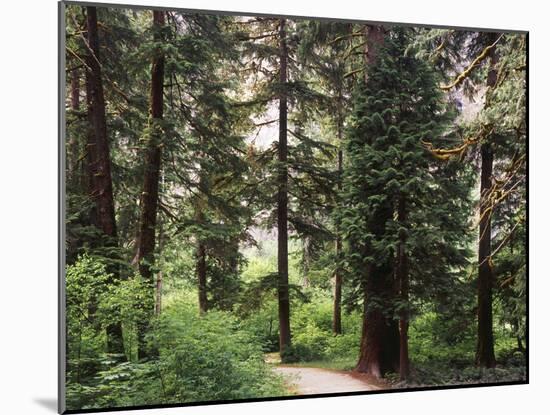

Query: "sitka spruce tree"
left=340, top=28, right=473, bottom=379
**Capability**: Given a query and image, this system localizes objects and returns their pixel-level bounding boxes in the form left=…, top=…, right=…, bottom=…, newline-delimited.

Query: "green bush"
left=288, top=324, right=328, bottom=361
left=282, top=295, right=361, bottom=362
left=324, top=333, right=360, bottom=359
left=154, top=301, right=287, bottom=402
left=408, top=311, right=475, bottom=367
left=239, top=299, right=280, bottom=352
left=67, top=299, right=288, bottom=410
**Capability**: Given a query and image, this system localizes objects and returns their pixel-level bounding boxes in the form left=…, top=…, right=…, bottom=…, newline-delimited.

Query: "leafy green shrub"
left=66, top=256, right=115, bottom=387
left=403, top=310, right=526, bottom=388
left=324, top=333, right=360, bottom=359
left=286, top=325, right=328, bottom=362
left=67, top=299, right=288, bottom=410
left=283, top=295, right=361, bottom=362
left=239, top=299, right=280, bottom=352
left=292, top=300, right=333, bottom=332
left=153, top=301, right=287, bottom=402
left=66, top=359, right=164, bottom=409
left=408, top=311, right=475, bottom=367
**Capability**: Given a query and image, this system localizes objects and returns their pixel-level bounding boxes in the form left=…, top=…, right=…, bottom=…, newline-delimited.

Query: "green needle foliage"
left=341, top=28, right=474, bottom=313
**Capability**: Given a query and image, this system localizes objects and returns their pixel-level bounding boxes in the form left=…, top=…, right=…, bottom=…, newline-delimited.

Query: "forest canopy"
left=63, top=3, right=527, bottom=411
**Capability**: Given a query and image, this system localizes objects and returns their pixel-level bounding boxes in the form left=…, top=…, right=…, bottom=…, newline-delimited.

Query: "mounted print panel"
left=59, top=1, right=528, bottom=413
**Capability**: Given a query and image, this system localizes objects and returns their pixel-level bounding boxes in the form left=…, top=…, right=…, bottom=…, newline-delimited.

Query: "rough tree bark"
left=68, top=67, right=80, bottom=179
left=194, top=163, right=208, bottom=314
left=363, top=25, right=386, bottom=81
left=277, top=18, right=292, bottom=357
left=355, top=202, right=400, bottom=377
left=197, top=240, right=208, bottom=315
left=397, top=196, right=409, bottom=380
left=84, top=6, right=125, bottom=357
left=475, top=34, right=499, bottom=369
left=332, top=102, right=344, bottom=335
left=136, top=10, right=165, bottom=360
left=355, top=24, right=400, bottom=378
left=155, top=176, right=164, bottom=316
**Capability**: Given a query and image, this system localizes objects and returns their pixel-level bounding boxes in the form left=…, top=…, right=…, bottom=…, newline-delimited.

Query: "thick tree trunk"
left=333, top=109, right=343, bottom=335
left=356, top=270, right=400, bottom=374
left=397, top=196, right=409, bottom=380
left=277, top=18, right=292, bottom=357
left=355, top=25, right=399, bottom=378
left=355, top=202, right=400, bottom=377
left=363, top=25, right=386, bottom=82
left=84, top=6, right=125, bottom=357
left=136, top=10, right=165, bottom=360
left=197, top=241, right=208, bottom=315
left=476, top=35, right=499, bottom=368
left=356, top=280, right=400, bottom=377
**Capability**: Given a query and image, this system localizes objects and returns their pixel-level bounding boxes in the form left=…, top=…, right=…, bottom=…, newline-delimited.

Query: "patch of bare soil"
left=273, top=366, right=385, bottom=395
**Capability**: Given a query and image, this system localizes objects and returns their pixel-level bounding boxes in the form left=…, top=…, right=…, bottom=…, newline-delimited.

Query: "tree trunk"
left=277, top=18, right=292, bottom=357
left=363, top=25, right=386, bottom=82
left=397, top=196, right=409, bottom=380
left=355, top=263, right=400, bottom=373
left=355, top=25, right=399, bottom=378
left=84, top=6, right=125, bottom=357
left=68, top=67, right=80, bottom=180
left=332, top=235, right=342, bottom=334
left=302, top=236, right=311, bottom=288
left=356, top=290, right=400, bottom=378
left=476, top=143, right=496, bottom=368
left=136, top=10, right=165, bottom=360
left=475, top=35, right=499, bottom=368
left=197, top=241, right=208, bottom=315
left=332, top=107, right=343, bottom=335
left=155, top=177, right=164, bottom=316
left=155, top=269, right=163, bottom=316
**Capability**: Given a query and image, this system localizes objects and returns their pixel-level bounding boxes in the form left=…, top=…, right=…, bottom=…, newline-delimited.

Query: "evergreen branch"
left=158, top=201, right=179, bottom=222
left=433, top=37, right=447, bottom=55
left=478, top=216, right=525, bottom=270
left=430, top=33, right=449, bottom=62
left=70, top=13, right=131, bottom=104
left=421, top=125, right=493, bottom=160
left=441, top=34, right=504, bottom=91
left=236, top=32, right=277, bottom=41
left=329, top=31, right=364, bottom=45
left=499, top=262, right=526, bottom=289
left=254, top=119, right=279, bottom=127
left=66, top=46, right=93, bottom=72
left=66, top=64, right=85, bottom=73
left=344, top=67, right=366, bottom=78
left=343, top=41, right=367, bottom=60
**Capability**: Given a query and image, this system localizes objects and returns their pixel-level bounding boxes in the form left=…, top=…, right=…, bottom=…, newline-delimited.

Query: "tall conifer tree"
left=341, top=28, right=473, bottom=378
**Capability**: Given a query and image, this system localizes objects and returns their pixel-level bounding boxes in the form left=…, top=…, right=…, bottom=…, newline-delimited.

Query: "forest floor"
left=266, top=353, right=387, bottom=395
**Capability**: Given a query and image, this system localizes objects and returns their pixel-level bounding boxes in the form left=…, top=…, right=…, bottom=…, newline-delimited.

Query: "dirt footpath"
left=273, top=366, right=380, bottom=395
